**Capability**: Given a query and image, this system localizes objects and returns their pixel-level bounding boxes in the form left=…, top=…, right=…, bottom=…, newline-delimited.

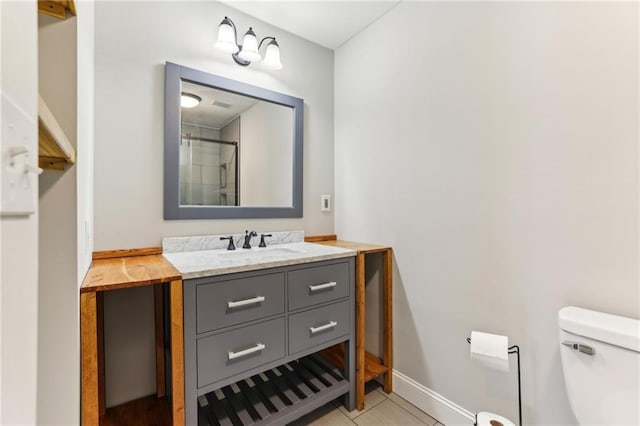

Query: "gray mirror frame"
left=164, top=62, right=304, bottom=219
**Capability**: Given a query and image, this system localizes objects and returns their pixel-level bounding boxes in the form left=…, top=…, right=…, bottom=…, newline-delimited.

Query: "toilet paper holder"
left=467, top=337, right=522, bottom=426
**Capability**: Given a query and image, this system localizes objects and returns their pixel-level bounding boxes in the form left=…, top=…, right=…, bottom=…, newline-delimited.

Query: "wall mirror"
left=164, top=62, right=303, bottom=219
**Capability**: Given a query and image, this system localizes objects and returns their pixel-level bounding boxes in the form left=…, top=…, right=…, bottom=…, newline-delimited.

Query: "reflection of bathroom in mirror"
left=164, top=62, right=303, bottom=220
left=179, top=80, right=293, bottom=208
left=180, top=81, right=240, bottom=207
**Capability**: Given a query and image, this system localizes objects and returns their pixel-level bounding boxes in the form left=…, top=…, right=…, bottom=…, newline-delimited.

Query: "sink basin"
left=218, top=246, right=303, bottom=261
left=163, top=240, right=358, bottom=279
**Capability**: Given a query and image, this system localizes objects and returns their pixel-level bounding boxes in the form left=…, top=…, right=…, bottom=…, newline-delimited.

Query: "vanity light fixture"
left=215, top=16, right=283, bottom=70
left=181, top=92, right=201, bottom=108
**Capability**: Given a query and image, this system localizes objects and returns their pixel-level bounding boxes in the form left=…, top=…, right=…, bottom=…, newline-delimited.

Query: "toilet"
left=558, top=306, right=640, bottom=425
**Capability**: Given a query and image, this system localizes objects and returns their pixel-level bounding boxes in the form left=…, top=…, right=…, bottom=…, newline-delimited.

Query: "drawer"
left=196, top=272, right=285, bottom=334
left=197, top=317, right=286, bottom=388
left=288, top=300, right=349, bottom=355
left=288, top=262, right=350, bottom=310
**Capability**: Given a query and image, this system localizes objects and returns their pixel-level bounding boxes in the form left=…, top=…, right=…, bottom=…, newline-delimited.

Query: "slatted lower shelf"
left=197, top=355, right=349, bottom=426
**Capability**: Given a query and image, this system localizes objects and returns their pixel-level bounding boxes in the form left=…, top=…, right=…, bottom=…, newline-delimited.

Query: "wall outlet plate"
left=321, top=194, right=331, bottom=212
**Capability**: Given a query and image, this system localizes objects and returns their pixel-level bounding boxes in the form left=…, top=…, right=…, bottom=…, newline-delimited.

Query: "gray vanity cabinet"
left=183, top=257, right=356, bottom=426
left=196, top=272, right=286, bottom=333
left=287, top=262, right=350, bottom=310
left=288, top=300, right=350, bottom=355
left=197, top=317, right=287, bottom=387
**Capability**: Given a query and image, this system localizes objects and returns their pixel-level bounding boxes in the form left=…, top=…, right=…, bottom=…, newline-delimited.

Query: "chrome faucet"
left=242, top=230, right=257, bottom=249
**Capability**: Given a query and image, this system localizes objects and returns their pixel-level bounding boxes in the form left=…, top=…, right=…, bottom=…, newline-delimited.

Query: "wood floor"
left=100, top=395, right=171, bottom=426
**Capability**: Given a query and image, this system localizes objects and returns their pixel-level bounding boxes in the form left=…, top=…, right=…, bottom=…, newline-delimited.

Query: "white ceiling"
left=220, top=1, right=400, bottom=50
left=181, top=81, right=259, bottom=129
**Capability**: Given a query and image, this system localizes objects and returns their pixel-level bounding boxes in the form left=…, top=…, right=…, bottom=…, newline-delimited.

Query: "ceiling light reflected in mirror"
left=181, top=92, right=201, bottom=108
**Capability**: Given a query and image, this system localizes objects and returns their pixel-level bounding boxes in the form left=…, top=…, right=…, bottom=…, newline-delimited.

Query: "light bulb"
left=215, top=17, right=239, bottom=53
left=262, top=39, right=282, bottom=70
left=238, top=27, right=261, bottom=63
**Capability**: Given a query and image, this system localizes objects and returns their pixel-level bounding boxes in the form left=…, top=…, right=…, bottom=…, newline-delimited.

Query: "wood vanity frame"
left=305, top=235, right=393, bottom=410
left=79, top=237, right=389, bottom=423
left=80, top=248, right=184, bottom=426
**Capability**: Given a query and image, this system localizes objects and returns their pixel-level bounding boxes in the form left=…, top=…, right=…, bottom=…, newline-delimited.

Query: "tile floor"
left=289, top=383, right=445, bottom=426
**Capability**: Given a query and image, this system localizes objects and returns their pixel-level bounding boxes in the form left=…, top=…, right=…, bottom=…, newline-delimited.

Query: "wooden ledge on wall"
left=38, top=0, right=76, bottom=20
left=38, top=95, right=76, bottom=171
left=304, top=234, right=337, bottom=243
left=92, top=247, right=163, bottom=261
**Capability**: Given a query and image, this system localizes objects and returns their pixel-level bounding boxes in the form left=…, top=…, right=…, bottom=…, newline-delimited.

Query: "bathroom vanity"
left=78, top=64, right=383, bottom=425
left=80, top=236, right=357, bottom=426
left=163, top=234, right=357, bottom=425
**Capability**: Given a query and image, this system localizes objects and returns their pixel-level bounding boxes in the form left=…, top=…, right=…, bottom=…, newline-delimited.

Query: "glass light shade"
left=262, top=40, right=282, bottom=70
left=181, top=93, right=201, bottom=108
left=215, top=19, right=239, bottom=53
left=238, top=28, right=262, bottom=62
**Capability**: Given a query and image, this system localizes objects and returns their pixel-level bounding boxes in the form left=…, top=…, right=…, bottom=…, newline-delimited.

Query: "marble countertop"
left=163, top=230, right=305, bottom=253
left=163, top=240, right=357, bottom=279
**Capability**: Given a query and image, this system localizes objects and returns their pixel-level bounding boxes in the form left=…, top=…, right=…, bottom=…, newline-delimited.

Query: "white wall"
left=0, top=0, right=4, bottom=410
left=94, top=1, right=334, bottom=250
left=335, top=2, right=638, bottom=425
left=0, top=1, right=39, bottom=423
left=37, top=11, right=82, bottom=425
left=240, top=101, right=293, bottom=206
left=94, top=1, right=334, bottom=405
left=76, top=0, right=94, bottom=301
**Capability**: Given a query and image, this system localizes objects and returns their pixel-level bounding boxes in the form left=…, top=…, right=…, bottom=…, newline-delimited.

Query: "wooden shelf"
left=320, top=344, right=389, bottom=383
left=38, top=0, right=76, bottom=20
left=38, top=95, right=76, bottom=171
left=310, top=239, right=390, bottom=255
left=80, top=250, right=180, bottom=293
left=363, top=352, right=389, bottom=382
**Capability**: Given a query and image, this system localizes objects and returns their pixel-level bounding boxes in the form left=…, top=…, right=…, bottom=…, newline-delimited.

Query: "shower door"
left=179, top=136, right=238, bottom=206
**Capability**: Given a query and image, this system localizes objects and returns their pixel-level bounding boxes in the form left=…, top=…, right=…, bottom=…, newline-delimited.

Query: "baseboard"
left=393, top=370, right=475, bottom=426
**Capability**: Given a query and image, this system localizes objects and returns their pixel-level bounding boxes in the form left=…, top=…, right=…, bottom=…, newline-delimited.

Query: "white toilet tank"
left=558, top=306, right=640, bottom=425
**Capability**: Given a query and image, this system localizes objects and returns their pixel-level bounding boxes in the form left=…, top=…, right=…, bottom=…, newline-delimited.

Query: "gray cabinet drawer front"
left=197, top=272, right=285, bottom=333
left=288, top=300, right=349, bottom=354
left=197, top=317, right=286, bottom=388
left=288, top=262, right=349, bottom=310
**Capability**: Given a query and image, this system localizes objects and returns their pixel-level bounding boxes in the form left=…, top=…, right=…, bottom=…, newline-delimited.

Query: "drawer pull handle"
left=228, top=343, right=266, bottom=360
left=309, top=321, right=338, bottom=334
left=227, top=296, right=265, bottom=309
left=309, top=281, right=337, bottom=292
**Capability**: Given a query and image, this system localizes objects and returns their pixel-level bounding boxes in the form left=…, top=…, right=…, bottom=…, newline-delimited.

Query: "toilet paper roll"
left=470, top=331, right=509, bottom=372
left=476, top=411, right=515, bottom=426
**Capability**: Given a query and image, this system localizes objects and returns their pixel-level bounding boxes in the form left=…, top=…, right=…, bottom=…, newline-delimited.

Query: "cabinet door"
left=288, top=262, right=349, bottom=311
left=197, top=272, right=285, bottom=333
left=288, top=300, right=349, bottom=355
left=197, top=317, right=286, bottom=388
